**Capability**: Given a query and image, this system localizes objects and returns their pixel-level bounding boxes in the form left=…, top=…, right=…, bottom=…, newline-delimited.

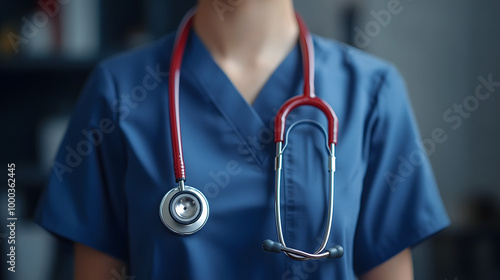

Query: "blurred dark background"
left=1, top=0, right=499, bottom=279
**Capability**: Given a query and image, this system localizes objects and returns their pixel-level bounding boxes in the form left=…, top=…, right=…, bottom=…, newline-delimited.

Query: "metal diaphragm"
left=159, top=186, right=209, bottom=235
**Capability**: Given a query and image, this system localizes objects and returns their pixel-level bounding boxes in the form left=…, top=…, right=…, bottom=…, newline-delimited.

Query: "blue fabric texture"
left=35, top=30, right=449, bottom=279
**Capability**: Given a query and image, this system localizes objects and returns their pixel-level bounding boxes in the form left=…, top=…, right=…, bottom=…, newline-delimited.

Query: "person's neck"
left=193, top=0, right=298, bottom=63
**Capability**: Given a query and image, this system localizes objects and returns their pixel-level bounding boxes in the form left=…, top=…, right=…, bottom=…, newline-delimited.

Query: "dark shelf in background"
left=0, top=0, right=199, bottom=167
left=0, top=56, right=100, bottom=71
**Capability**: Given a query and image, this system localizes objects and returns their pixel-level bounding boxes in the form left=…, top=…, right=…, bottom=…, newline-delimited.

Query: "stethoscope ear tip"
left=262, top=239, right=283, bottom=253
left=326, top=245, right=344, bottom=258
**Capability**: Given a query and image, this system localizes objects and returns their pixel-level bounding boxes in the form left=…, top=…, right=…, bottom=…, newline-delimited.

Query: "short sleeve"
left=34, top=64, right=128, bottom=262
left=353, top=66, right=450, bottom=275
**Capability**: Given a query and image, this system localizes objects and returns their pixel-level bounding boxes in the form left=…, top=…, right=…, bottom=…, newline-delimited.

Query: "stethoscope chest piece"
left=159, top=185, right=209, bottom=235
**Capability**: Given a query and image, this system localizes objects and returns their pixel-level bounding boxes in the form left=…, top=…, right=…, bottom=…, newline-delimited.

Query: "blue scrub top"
left=35, top=31, right=449, bottom=279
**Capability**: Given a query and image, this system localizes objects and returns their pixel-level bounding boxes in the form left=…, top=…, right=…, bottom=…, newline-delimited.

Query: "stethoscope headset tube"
left=262, top=13, right=343, bottom=261
left=264, top=120, right=343, bottom=260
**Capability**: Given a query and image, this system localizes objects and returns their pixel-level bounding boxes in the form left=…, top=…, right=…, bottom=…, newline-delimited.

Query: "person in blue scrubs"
left=35, top=0, right=449, bottom=279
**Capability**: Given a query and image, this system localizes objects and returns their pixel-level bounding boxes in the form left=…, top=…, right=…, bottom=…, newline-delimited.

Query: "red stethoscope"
left=159, top=9, right=343, bottom=261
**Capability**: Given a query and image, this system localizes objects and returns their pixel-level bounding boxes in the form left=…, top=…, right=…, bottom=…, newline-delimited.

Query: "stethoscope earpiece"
left=263, top=240, right=344, bottom=259
left=326, top=245, right=344, bottom=259
left=262, top=239, right=284, bottom=253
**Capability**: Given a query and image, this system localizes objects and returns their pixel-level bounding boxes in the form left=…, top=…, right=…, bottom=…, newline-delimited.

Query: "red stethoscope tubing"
left=168, top=9, right=196, bottom=182
left=274, top=14, right=338, bottom=147
left=169, top=11, right=339, bottom=182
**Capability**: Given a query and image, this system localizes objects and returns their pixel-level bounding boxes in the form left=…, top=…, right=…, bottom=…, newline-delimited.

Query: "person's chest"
left=112, top=36, right=373, bottom=279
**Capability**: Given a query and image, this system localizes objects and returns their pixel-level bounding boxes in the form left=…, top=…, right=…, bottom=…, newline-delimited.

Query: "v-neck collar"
left=182, top=31, right=303, bottom=166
